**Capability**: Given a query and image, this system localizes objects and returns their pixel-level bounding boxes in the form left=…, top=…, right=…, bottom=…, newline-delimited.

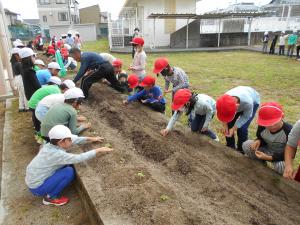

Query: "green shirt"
left=288, top=34, right=298, bottom=45
left=33, top=65, right=41, bottom=72
left=28, top=85, right=61, bottom=109
left=41, top=103, right=82, bottom=137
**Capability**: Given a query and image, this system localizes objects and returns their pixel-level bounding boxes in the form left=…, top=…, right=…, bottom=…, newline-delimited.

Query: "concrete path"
left=0, top=99, right=89, bottom=225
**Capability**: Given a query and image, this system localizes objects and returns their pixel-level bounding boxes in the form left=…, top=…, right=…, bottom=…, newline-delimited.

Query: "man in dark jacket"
left=70, top=48, right=125, bottom=98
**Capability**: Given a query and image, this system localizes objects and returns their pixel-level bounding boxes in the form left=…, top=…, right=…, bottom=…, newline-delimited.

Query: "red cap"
left=112, top=59, right=122, bottom=67
left=48, top=45, right=54, bottom=49
left=171, top=89, right=192, bottom=111
left=130, top=37, right=144, bottom=46
left=216, top=94, right=237, bottom=123
left=153, top=57, right=169, bottom=74
left=127, top=74, right=139, bottom=89
left=257, top=102, right=284, bottom=126
left=48, top=48, right=56, bottom=55
left=140, top=75, right=155, bottom=87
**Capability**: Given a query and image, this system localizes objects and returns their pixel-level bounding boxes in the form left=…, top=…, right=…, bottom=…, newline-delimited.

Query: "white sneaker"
left=213, top=136, right=219, bottom=142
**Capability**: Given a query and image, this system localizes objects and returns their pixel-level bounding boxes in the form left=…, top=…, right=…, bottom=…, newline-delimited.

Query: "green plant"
left=137, top=172, right=145, bottom=178
left=105, top=143, right=112, bottom=148
left=160, top=194, right=169, bottom=201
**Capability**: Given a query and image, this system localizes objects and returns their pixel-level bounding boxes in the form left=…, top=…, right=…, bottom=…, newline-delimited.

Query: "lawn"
left=81, top=39, right=300, bottom=166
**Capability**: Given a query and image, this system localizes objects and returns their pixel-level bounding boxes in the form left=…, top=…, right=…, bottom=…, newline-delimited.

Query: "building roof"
left=148, top=11, right=273, bottom=20
left=4, top=8, right=19, bottom=16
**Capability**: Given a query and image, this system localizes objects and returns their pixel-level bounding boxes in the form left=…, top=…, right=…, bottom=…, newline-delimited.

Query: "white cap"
left=64, top=87, right=85, bottom=100
left=48, top=76, right=62, bottom=85
left=67, top=31, right=72, bottom=35
left=34, top=59, right=45, bottom=66
left=19, top=47, right=36, bottom=59
left=48, top=62, right=61, bottom=70
left=48, top=125, right=72, bottom=140
left=64, top=43, right=71, bottom=50
left=63, top=79, right=76, bottom=89
left=75, top=31, right=80, bottom=35
left=11, top=48, right=20, bottom=55
left=264, top=31, right=268, bottom=35
left=61, top=33, right=67, bottom=37
left=13, top=40, right=24, bottom=47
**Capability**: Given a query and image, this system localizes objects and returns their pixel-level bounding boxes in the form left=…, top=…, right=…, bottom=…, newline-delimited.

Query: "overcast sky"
left=2, top=0, right=271, bottom=20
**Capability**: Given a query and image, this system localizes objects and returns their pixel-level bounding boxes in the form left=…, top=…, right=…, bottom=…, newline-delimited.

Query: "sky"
left=2, top=0, right=271, bottom=20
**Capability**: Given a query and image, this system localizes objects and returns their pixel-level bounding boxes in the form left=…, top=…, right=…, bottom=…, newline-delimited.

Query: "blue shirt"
left=127, top=85, right=166, bottom=104
left=36, top=69, right=51, bottom=85
left=226, top=86, right=260, bottom=128
left=74, top=52, right=107, bottom=83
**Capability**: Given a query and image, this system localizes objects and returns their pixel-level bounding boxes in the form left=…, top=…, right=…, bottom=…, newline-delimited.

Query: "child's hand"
left=283, top=164, right=295, bottom=180
left=128, top=66, right=133, bottom=70
left=88, top=136, right=104, bottom=142
left=250, top=140, right=261, bottom=151
left=77, top=115, right=87, bottom=122
left=254, top=151, right=269, bottom=161
left=141, top=99, right=147, bottom=104
left=95, top=147, right=113, bottom=154
left=83, top=122, right=92, bottom=129
left=123, top=100, right=129, bottom=105
left=160, top=129, right=170, bottom=137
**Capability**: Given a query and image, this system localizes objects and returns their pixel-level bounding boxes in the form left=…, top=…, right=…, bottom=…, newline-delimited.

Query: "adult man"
left=70, top=47, right=125, bottom=98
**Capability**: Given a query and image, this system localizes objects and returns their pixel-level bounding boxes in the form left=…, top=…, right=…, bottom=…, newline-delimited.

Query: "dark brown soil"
left=76, top=83, right=300, bottom=225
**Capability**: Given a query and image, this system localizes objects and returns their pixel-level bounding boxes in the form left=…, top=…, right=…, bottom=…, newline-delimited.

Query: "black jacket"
left=21, top=67, right=41, bottom=100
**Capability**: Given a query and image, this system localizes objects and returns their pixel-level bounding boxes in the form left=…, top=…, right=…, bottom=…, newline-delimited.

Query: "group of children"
left=262, top=30, right=300, bottom=58
left=10, top=35, right=300, bottom=207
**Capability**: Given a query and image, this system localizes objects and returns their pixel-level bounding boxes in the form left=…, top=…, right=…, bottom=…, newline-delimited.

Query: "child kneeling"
left=242, top=102, right=292, bottom=174
left=25, top=125, right=112, bottom=206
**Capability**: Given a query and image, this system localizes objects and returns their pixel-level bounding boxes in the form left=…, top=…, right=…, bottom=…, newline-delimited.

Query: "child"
left=36, top=62, right=61, bottom=85
left=287, top=30, right=298, bottom=57
left=19, top=47, right=41, bottom=101
left=216, top=86, right=260, bottom=153
left=74, top=32, right=82, bottom=49
left=10, top=48, right=29, bottom=112
left=262, top=31, right=269, bottom=54
left=278, top=31, right=288, bottom=55
left=283, top=120, right=300, bottom=182
left=129, top=37, right=146, bottom=81
left=41, top=87, right=91, bottom=141
left=153, top=57, right=189, bottom=97
left=161, top=89, right=218, bottom=141
left=35, top=80, right=75, bottom=122
left=34, top=59, right=45, bottom=71
left=123, top=75, right=166, bottom=113
left=28, top=76, right=64, bottom=132
left=127, top=74, right=140, bottom=94
left=242, top=102, right=292, bottom=174
left=25, top=124, right=112, bottom=206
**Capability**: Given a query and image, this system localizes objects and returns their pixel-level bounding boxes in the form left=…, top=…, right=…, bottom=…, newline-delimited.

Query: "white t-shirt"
left=38, top=94, right=65, bottom=108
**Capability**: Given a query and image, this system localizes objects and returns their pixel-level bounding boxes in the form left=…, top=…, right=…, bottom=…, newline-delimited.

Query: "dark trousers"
left=30, top=108, right=40, bottom=132
left=226, top=103, right=259, bottom=152
left=132, top=45, right=135, bottom=59
left=269, top=44, right=276, bottom=54
left=80, top=62, right=125, bottom=98
left=144, top=102, right=165, bottom=113
left=189, top=114, right=217, bottom=140
left=279, top=45, right=285, bottom=55
left=296, top=46, right=300, bottom=58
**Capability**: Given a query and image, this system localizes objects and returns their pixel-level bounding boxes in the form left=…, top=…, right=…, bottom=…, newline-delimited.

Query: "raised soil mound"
left=75, top=83, right=300, bottom=225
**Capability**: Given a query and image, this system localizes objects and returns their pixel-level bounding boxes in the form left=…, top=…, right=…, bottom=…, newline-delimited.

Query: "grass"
left=81, top=39, right=300, bottom=167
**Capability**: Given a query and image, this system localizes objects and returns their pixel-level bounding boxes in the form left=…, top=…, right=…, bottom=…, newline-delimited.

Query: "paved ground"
left=0, top=99, right=89, bottom=225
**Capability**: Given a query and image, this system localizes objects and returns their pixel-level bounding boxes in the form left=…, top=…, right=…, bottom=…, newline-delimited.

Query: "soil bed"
left=75, top=83, right=300, bottom=225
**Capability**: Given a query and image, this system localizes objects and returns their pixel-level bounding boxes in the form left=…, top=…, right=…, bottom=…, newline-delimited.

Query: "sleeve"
left=56, top=149, right=97, bottom=165
left=256, top=126, right=267, bottom=146
left=68, top=112, right=79, bottom=135
left=15, top=63, right=22, bottom=75
left=30, top=70, right=41, bottom=90
left=132, top=53, right=146, bottom=71
left=127, top=89, right=146, bottom=102
left=71, top=135, right=88, bottom=145
left=235, top=102, right=253, bottom=128
left=287, top=121, right=300, bottom=148
left=74, top=56, right=88, bottom=83
left=172, top=71, right=189, bottom=92
left=203, top=103, right=214, bottom=129
left=166, top=111, right=182, bottom=131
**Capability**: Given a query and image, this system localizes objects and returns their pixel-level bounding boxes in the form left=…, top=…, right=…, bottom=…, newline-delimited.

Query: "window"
left=58, top=12, right=68, bottom=21
left=56, top=0, right=67, bottom=4
left=39, top=0, right=50, bottom=4
left=43, top=15, right=47, bottom=22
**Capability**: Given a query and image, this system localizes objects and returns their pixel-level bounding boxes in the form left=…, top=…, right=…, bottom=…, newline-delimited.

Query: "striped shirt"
left=164, top=67, right=189, bottom=92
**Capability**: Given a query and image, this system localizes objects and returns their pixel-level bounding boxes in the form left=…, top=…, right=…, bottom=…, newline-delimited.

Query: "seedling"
left=105, top=143, right=112, bottom=148
left=160, top=194, right=169, bottom=201
left=137, top=172, right=145, bottom=178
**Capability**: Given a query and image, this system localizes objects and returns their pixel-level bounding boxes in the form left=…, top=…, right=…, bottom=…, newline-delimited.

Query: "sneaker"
left=213, top=136, right=220, bottom=142
left=43, top=196, right=69, bottom=206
